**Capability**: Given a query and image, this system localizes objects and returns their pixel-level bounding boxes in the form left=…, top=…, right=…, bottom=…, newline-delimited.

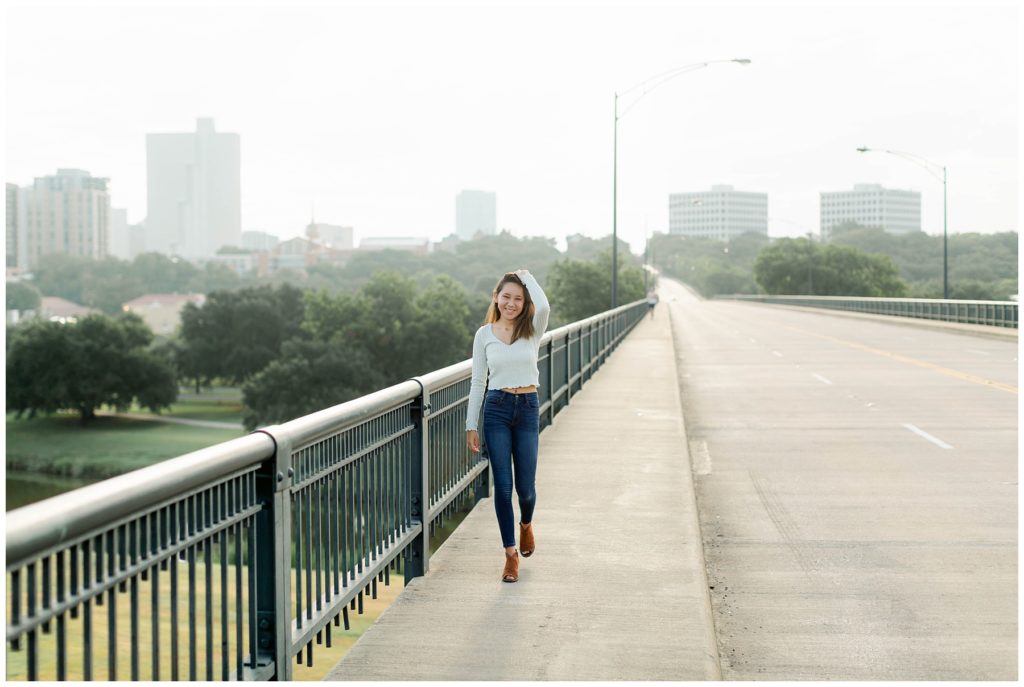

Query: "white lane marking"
left=813, top=373, right=833, bottom=385
left=902, top=423, right=954, bottom=449
left=772, top=350, right=783, bottom=357
left=966, top=349, right=991, bottom=356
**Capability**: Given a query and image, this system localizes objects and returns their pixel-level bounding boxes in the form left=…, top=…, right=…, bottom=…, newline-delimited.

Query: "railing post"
left=547, top=338, right=556, bottom=425
left=565, top=330, right=572, bottom=404
left=406, top=382, right=430, bottom=582
left=252, top=426, right=293, bottom=681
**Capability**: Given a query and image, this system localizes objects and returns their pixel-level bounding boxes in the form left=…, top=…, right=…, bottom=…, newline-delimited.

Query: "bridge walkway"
left=325, top=308, right=717, bottom=680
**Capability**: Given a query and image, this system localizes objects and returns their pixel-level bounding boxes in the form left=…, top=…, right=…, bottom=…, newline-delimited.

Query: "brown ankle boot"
left=502, top=551, right=519, bottom=583
left=520, top=522, right=535, bottom=558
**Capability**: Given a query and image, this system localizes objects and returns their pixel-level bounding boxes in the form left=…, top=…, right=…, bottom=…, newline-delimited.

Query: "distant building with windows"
left=20, top=169, right=111, bottom=269
left=241, top=230, right=279, bottom=251
left=455, top=190, right=496, bottom=240
left=668, top=185, right=767, bottom=240
left=146, top=118, right=241, bottom=259
left=39, top=296, right=98, bottom=323
left=819, top=184, right=921, bottom=240
left=108, top=208, right=131, bottom=260
left=306, top=222, right=353, bottom=249
left=6, top=182, right=22, bottom=270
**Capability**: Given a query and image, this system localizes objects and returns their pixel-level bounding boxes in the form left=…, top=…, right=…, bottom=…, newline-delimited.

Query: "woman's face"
left=494, top=281, right=525, bottom=323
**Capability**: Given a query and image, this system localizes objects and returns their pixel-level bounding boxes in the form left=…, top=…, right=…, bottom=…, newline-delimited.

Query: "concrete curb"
left=665, top=304, right=723, bottom=680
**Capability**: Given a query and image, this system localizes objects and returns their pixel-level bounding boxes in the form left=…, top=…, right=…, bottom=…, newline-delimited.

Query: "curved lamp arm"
left=856, top=146, right=945, bottom=182
left=617, top=58, right=751, bottom=120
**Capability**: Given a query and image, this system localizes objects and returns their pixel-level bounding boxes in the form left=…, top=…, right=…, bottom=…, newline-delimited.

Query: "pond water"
left=5, top=471, right=96, bottom=511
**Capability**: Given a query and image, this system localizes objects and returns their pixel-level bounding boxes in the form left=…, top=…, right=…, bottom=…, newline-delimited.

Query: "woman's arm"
left=516, top=269, right=550, bottom=338
left=465, top=327, right=488, bottom=433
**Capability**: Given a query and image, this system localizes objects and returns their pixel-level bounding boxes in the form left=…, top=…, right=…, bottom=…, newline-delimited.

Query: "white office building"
left=669, top=185, right=768, bottom=240
left=819, top=184, right=920, bottom=239
left=146, top=118, right=241, bottom=259
left=455, top=190, right=496, bottom=240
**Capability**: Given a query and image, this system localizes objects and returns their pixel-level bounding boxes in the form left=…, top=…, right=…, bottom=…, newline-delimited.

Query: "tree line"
left=7, top=234, right=648, bottom=429
left=651, top=225, right=1017, bottom=300
left=11, top=231, right=643, bottom=317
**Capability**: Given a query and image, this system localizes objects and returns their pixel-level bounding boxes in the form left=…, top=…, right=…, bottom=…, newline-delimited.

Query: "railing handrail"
left=720, top=294, right=1017, bottom=306
left=5, top=432, right=277, bottom=568
left=715, top=293, right=1017, bottom=330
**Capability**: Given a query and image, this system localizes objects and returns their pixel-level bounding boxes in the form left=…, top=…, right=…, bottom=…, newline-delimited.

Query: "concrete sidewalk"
left=325, top=308, right=718, bottom=681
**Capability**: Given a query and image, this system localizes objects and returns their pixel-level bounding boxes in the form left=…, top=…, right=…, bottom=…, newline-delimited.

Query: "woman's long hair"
left=484, top=272, right=535, bottom=343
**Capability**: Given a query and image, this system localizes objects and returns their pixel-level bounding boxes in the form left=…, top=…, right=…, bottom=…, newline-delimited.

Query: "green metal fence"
left=5, top=299, right=648, bottom=681
left=719, top=295, right=1018, bottom=328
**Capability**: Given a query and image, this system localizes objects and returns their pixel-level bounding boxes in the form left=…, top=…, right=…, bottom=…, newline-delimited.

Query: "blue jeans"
left=482, top=390, right=540, bottom=548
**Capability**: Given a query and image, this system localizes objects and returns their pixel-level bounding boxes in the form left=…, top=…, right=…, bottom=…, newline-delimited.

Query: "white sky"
left=4, top=0, right=1020, bottom=253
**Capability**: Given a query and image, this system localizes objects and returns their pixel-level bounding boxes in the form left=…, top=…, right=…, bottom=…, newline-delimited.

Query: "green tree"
left=754, top=238, right=908, bottom=296
left=81, top=257, right=146, bottom=313
left=129, top=253, right=200, bottom=294
left=6, top=281, right=42, bottom=311
left=7, top=313, right=177, bottom=422
left=547, top=250, right=645, bottom=324
left=648, top=232, right=768, bottom=298
left=303, top=272, right=476, bottom=383
left=31, top=253, right=94, bottom=304
left=243, top=272, right=477, bottom=429
left=703, top=265, right=760, bottom=297
left=241, top=339, right=384, bottom=430
left=405, top=274, right=474, bottom=377
left=178, top=283, right=306, bottom=387
left=189, top=261, right=243, bottom=293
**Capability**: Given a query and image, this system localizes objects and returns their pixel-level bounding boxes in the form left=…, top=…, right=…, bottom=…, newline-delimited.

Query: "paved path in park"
left=95, top=411, right=243, bottom=430
left=325, top=307, right=718, bottom=680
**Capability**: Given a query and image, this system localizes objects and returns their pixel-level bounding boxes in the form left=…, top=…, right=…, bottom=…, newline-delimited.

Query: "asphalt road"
left=662, top=278, right=1018, bottom=680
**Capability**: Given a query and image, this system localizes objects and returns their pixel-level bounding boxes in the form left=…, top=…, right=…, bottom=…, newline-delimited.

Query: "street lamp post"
left=856, top=146, right=948, bottom=299
left=612, top=58, right=751, bottom=308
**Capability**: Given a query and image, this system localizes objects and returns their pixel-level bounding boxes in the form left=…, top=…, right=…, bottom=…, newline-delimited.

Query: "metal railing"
left=718, top=295, right=1018, bottom=329
left=5, top=299, right=648, bottom=681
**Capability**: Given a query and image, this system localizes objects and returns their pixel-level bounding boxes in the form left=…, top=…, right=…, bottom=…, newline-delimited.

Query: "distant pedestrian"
left=465, top=269, right=550, bottom=583
left=647, top=291, right=659, bottom=318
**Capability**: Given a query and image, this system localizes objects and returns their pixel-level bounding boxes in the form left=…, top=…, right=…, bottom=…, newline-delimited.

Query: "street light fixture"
left=612, top=58, right=751, bottom=308
left=856, top=146, right=948, bottom=298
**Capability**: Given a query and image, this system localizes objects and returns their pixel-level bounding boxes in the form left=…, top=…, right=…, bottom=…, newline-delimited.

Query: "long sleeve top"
left=465, top=271, right=550, bottom=432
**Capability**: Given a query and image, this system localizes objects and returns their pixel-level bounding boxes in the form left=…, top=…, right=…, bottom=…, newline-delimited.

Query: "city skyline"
left=5, top=1, right=1019, bottom=254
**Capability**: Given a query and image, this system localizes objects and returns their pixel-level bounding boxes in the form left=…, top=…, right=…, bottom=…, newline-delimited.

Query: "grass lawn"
left=132, top=386, right=245, bottom=424
left=6, top=413, right=246, bottom=481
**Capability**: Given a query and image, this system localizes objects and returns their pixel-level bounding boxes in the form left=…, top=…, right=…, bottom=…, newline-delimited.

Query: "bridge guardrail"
left=5, top=299, right=648, bottom=681
left=717, top=295, right=1018, bottom=329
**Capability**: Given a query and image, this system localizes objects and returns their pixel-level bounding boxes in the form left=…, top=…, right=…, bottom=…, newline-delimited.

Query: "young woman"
left=465, top=269, right=550, bottom=583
